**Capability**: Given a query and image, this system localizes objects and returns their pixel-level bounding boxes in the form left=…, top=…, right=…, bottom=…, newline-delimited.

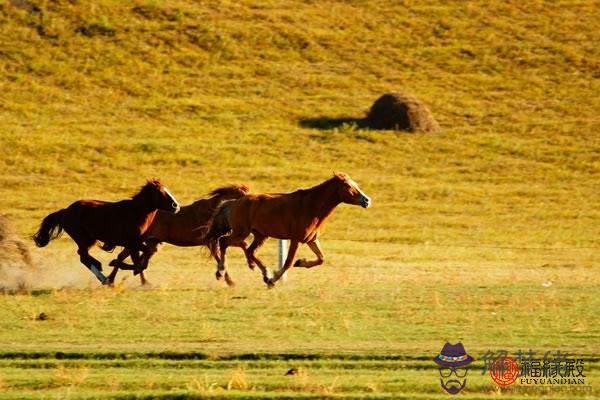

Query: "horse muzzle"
left=360, top=196, right=371, bottom=209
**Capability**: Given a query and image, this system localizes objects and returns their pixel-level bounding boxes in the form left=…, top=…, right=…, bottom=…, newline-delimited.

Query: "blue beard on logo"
left=440, top=378, right=467, bottom=395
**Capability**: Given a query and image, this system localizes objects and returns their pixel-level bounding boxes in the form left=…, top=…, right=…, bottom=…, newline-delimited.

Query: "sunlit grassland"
left=2, top=256, right=599, bottom=355
left=0, top=242, right=598, bottom=398
left=1, top=0, right=598, bottom=249
left=0, top=355, right=597, bottom=399
left=0, top=0, right=599, bottom=398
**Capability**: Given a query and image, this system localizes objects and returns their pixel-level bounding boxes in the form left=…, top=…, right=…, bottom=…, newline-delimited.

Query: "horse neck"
left=131, top=192, right=158, bottom=220
left=304, top=179, right=341, bottom=221
left=139, top=209, right=158, bottom=231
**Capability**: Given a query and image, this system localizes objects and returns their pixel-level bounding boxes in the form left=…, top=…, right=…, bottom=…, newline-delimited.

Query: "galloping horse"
left=107, top=184, right=250, bottom=285
left=33, top=180, right=180, bottom=284
left=204, top=172, right=371, bottom=287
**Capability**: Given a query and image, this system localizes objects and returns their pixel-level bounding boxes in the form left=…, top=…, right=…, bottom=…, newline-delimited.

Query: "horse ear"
left=333, top=172, right=347, bottom=181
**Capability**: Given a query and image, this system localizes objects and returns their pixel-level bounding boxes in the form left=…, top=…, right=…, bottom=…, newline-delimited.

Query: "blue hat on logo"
left=434, top=342, right=474, bottom=367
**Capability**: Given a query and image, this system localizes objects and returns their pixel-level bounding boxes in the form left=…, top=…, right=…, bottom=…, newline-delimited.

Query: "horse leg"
left=216, top=236, right=236, bottom=287
left=137, top=241, right=158, bottom=285
left=109, top=245, right=145, bottom=274
left=216, top=231, right=249, bottom=287
left=109, top=249, right=139, bottom=270
left=130, top=250, right=142, bottom=273
left=77, top=244, right=108, bottom=285
left=293, top=239, right=325, bottom=268
left=245, top=232, right=271, bottom=281
left=141, top=241, right=159, bottom=270
left=215, top=236, right=229, bottom=281
left=107, top=248, right=130, bottom=284
left=230, top=240, right=255, bottom=270
left=139, top=271, right=148, bottom=285
left=61, top=224, right=106, bottom=284
left=267, top=240, right=299, bottom=287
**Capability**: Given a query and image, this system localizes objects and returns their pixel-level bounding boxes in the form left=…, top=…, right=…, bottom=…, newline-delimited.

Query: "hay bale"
left=366, top=92, right=440, bottom=132
left=0, top=214, right=33, bottom=290
left=0, top=215, right=32, bottom=266
left=0, top=214, right=11, bottom=242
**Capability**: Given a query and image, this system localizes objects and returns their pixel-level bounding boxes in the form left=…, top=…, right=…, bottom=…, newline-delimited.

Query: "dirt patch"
left=366, top=92, right=440, bottom=133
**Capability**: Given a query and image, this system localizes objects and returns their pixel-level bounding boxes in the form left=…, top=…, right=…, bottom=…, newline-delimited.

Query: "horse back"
left=232, top=192, right=315, bottom=241
left=69, top=199, right=135, bottom=219
left=64, top=199, right=152, bottom=246
left=144, top=193, right=238, bottom=246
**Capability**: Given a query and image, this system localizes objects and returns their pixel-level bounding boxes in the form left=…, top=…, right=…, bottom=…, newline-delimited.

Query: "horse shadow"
left=298, top=117, right=369, bottom=130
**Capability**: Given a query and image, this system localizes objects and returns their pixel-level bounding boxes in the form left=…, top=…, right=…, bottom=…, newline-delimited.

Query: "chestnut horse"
left=33, top=180, right=180, bottom=284
left=204, top=172, right=371, bottom=287
left=107, top=184, right=250, bottom=285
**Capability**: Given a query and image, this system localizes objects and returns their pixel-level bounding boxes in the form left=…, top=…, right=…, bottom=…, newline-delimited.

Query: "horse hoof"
left=263, top=276, right=274, bottom=288
left=134, top=267, right=145, bottom=276
left=215, top=271, right=223, bottom=280
left=293, top=259, right=303, bottom=267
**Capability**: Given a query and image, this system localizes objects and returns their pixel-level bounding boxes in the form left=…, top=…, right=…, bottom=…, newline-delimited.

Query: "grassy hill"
left=1, top=0, right=598, bottom=247
left=0, top=1, right=599, bottom=398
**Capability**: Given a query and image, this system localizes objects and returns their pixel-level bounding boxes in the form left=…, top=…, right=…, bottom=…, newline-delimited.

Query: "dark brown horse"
left=204, top=172, right=371, bottom=287
left=106, top=184, right=250, bottom=285
left=33, top=180, right=180, bottom=284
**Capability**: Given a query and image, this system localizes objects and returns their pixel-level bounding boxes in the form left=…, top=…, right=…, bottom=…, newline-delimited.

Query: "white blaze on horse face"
left=347, top=178, right=371, bottom=208
left=164, top=187, right=180, bottom=213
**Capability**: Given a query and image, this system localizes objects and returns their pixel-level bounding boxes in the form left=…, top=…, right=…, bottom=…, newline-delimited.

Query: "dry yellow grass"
left=0, top=0, right=598, bottom=398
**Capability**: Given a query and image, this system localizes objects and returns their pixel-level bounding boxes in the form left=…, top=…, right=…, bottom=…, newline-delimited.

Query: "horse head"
left=332, top=172, right=371, bottom=209
left=138, top=180, right=180, bottom=213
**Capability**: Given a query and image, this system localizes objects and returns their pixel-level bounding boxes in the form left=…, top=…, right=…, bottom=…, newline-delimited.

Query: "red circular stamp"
left=489, top=356, right=519, bottom=386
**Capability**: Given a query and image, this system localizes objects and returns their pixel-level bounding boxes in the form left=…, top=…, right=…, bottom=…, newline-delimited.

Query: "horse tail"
left=204, top=200, right=234, bottom=259
left=32, top=209, right=65, bottom=247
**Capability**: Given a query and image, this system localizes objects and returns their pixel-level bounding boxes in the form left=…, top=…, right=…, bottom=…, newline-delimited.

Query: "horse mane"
left=287, top=174, right=351, bottom=199
left=132, top=179, right=163, bottom=201
left=301, top=175, right=342, bottom=193
left=333, top=171, right=350, bottom=181
left=208, top=184, right=250, bottom=198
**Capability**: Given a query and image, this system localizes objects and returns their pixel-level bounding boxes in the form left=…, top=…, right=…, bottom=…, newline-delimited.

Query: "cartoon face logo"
left=434, top=342, right=474, bottom=395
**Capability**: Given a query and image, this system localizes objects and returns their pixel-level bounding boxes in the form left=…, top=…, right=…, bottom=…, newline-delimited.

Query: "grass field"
left=0, top=0, right=599, bottom=398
